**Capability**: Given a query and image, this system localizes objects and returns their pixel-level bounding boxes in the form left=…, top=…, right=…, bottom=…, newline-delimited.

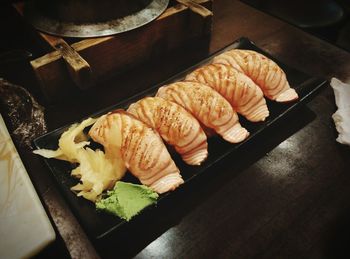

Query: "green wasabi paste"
left=96, top=181, right=159, bottom=221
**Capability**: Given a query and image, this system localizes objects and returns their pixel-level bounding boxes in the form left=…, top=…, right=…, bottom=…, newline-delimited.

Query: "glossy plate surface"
left=33, top=37, right=328, bottom=239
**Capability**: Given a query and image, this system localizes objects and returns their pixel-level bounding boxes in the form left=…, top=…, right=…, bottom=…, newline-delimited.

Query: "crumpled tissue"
left=330, top=78, right=350, bottom=146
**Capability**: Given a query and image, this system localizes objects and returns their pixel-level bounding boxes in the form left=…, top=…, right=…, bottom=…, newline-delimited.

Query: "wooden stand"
left=18, top=0, right=213, bottom=102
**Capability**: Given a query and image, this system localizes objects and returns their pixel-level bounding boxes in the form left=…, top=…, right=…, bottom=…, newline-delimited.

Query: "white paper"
left=0, top=115, right=56, bottom=259
left=330, top=78, right=350, bottom=146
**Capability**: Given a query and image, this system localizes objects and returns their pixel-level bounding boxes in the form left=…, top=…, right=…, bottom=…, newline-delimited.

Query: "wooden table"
left=1, top=0, right=350, bottom=258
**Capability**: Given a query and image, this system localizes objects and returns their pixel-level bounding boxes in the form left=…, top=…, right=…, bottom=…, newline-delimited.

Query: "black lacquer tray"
left=33, top=37, right=328, bottom=239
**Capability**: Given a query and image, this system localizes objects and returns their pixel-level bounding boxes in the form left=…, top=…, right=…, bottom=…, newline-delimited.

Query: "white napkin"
left=330, top=78, right=350, bottom=146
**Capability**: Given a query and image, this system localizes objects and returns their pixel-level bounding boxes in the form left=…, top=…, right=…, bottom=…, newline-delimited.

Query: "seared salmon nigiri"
left=156, top=81, right=249, bottom=143
left=212, top=49, right=298, bottom=102
left=127, top=97, right=208, bottom=166
left=186, top=63, right=269, bottom=122
left=89, top=110, right=184, bottom=194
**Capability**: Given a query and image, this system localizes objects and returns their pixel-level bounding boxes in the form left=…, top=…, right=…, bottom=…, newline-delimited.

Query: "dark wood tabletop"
left=1, top=0, right=350, bottom=258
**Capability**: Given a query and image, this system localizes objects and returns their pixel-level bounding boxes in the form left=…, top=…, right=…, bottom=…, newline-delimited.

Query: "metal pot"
left=23, top=0, right=169, bottom=38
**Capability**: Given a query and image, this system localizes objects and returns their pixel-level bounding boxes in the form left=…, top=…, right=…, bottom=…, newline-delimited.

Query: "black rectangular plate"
left=33, top=37, right=328, bottom=239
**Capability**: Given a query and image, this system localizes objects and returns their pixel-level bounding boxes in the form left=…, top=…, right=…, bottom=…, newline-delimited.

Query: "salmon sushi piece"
left=127, top=97, right=208, bottom=165
left=89, top=110, right=183, bottom=194
left=186, top=63, right=269, bottom=122
left=212, top=49, right=298, bottom=102
left=156, top=81, right=249, bottom=143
